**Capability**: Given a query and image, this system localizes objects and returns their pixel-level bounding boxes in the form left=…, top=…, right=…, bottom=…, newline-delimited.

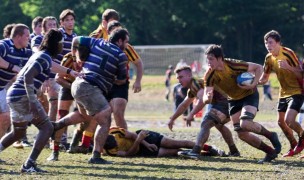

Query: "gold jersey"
left=204, top=58, right=255, bottom=100
left=263, top=46, right=302, bottom=98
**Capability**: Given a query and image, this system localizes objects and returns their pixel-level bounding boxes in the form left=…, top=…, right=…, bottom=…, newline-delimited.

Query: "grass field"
left=1, top=75, right=304, bottom=179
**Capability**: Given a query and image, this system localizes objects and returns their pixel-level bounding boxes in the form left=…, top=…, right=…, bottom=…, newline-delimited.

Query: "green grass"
left=1, top=75, right=304, bottom=179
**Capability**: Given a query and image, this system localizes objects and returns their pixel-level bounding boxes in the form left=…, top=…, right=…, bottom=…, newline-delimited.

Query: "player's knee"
left=240, top=111, right=255, bottom=121
left=36, top=118, right=54, bottom=134
left=201, top=114, right=219, bottom=127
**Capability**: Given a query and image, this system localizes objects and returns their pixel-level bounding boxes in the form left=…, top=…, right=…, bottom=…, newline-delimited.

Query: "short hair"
left=32, top=16, right=43, bottom=29
left=104, top=135, right=117, bottom=150
left=39, top=29, right=63, bottom=57
left=205, top=44, right=224, bottom=59
left=174, top=65, right=192, bottom=74
left=10, top=24, right=29, bottom=39
left=102, top=9, right=120, bottom=22
left=3, top=23, right=16, bottom=38
left=77, top=45, right=90, bottom=62
left=264, top=30, right=281, bottom=42
left=59, top=9, right=76, bottom=21
left=42, top=16, right=58, bottom=34
left=107, top=20, right=122, bottom=34
left=108, top=28, right=129, bottom=44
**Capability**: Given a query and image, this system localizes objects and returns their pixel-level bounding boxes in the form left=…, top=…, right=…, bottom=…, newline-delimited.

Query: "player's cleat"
left=59, top=143, right=69, bottom=152
left=0, top=158, right=5, bottom=163
left=21, top=140, right=32, bottom=147
left=293, top=138, right=304, bottom=155
left=282, top=149, right=295, bottom=157
left=66, top=145, right=89, bottom=154
left=47, top=151, right=59, bottom=161
left=88, top=157, right=112, bottom=164
left=228, top=151, right=241, bottom=157
left=209, top=146, right=226, bottom=157
left=13, top=141, right=24, bottom=149
left=257, top=153, right=277, bottom=164
left=269, top=132, right=281, bottom=154
left=178, top=150, right=200, bottom=159
left=21, top=161, right=47, bottom=173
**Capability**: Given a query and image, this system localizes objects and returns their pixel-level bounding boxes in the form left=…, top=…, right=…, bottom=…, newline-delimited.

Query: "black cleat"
left=21, top=162, right=47, bottom=173
left=257, top=153, right=277, bottom=164
left=88, top=157, right=112, bottom=164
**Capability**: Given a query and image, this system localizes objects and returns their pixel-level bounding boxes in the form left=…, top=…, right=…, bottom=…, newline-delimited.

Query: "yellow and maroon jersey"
left=105, top=127, right=137, bottom=156
left=60, top=53, right=75, bottom=83
left=263, top=46, right=302, bottom=98
left=188, top=78, right=227, bottom=104
left=204, top=58, right=254, bottom=100
left=89, top=25, right=108, bottom=39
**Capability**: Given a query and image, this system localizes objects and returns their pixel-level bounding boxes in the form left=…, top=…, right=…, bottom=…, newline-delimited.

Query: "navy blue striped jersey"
left=79, top=37, right=128, bottom=94
left=7, top=50, right=52, bottom=102
left=57, top=27, right=77, bottom=61
left=0, top=39, right=32, bottom=90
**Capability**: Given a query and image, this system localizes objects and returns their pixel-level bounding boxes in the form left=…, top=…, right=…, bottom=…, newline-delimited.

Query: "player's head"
left=174, top=65, right=192, bottom=88
left=39, top=29, right=63, bottom=57
left=31, top=16, right=43, bottom=35
left=3, top=23, right=16, bottom=38
left=205, top=44, right=224, bottom=69
left=109, top=28, right=129, bottom=51
left=107, top=20, right=122, bottom=34
left=104, top=135, right=118, bottom=150
left=59, top=9, right=76, bottom=31
left=101, top=9, right=120, bottom=29
left=264, top=30, right=281, bottom=54
left=42, top=16, right=58, bottom=34
left=11, top=24, right=30, bottom=48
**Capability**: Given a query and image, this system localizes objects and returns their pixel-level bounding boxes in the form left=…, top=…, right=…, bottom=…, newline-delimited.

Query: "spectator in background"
left=30, top=16, right=43, bottom=39
left=165, top=65, right=173, bottom=101
left=3, top=23, right=16, bottom=38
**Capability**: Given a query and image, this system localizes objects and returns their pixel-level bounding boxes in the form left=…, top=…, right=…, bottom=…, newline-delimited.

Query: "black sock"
left=229, top=144, right=239, bottom=154
left=93, top=151, right=101, bottom=158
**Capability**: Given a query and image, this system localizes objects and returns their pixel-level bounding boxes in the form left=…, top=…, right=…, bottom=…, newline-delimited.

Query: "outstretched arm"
left=132, top=59, right=143, bottom=93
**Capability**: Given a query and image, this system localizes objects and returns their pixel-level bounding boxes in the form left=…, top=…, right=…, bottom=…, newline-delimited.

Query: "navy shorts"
left=58, top=87, right=74, bottom=101
left=108, top=82, right=129, bottom=101
left=136, top=130, right=164, bottom=157
left=277, top=94, right=304, bottom=112
left=229, top=90, right=259, bottom=116
left=202, top=102, right=229, bottom=124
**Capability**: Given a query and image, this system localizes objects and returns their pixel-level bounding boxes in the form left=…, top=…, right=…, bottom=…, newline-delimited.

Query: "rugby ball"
left=237, top=72, right=254, bottom=86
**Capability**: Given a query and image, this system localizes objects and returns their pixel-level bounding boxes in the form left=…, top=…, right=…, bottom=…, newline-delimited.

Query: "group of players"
left=0, top=7, right=303, bottom=174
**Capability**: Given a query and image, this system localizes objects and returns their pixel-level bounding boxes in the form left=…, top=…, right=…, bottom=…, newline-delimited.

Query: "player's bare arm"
left=203, top=86, right=214, bottom=104
left=0, top=56, right=20, bottom=73
left=168, top=96, right=194, bottom=131
left=258, top=72, right=270, bottom=85
left=186, top=89, right=206, bottom=127
left=132, top=58, right=143, bottom=93
left=55, top=73, right=72, bottom=89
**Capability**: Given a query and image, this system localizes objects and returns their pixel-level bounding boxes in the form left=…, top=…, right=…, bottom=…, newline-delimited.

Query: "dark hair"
left=10, top=24, right=29, bottom=39
left=205, top=44, right=224, bottom=59
left=102, top=9, right=120, bottom=22
left=59, top=9, right=76, bottom=21
left=3, top=23, right=16, bottom=38
left=104, top=135, right=117, bottom=150
left=39, top=29, right=63, bottom=57
left=42, top=16, right=58, bottom=34
left=78, top=45, right=90, bottom=61
left=32, top=16, right=43, bottom=29
left=264, top=30, right=281, bottom=42
left=108, top=28, right=129, bottom=44
left=174, top=65, right=191, bottom=74
left=107, top=20, right=122, bottom=34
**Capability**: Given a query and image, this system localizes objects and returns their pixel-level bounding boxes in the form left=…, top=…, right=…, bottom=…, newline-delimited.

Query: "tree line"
left=1, top=0, right=303, bottom=64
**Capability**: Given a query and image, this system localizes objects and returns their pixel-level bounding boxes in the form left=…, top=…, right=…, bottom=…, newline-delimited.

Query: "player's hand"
left=132, top=81, right=141, bottom=93
left=146, top=144, right=158, bottom=152
left=278, top=60, right=291, bottom=70
left=185, top=116, right=194, bottom=127
left=168, top=118, right=175, bottom=131
left=137, top=130, right=149, bottom=141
